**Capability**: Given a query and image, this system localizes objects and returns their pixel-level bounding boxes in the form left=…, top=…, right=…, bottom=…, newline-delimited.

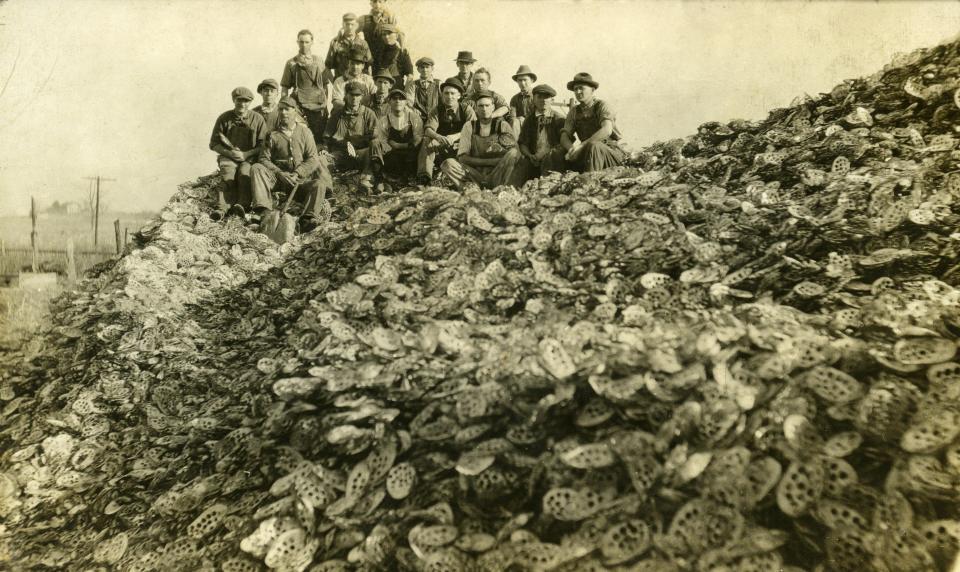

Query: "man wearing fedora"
left=208, top=87, right=268, bottom=221
left=440, top=90, right=521, bottom=190
left=405, top=57, right=440, bottom=121
left=510, top=65, right=538, bottom=128
left=325, top=13, right=372, bottom=80
left=517, top=84, right=567, bottom=183
left=561, top=72, right=626, bottom=172
left=251, top=96, right=332, bottom=232
left=281, top=29, right=328, bottom=145
left=254, top=79, right=282, bottom=133
left=331, top=46, right=376, bottom=111
left=373, top=23, right=413, bottom=90
left=324, top=81, right=380, bottom=191
left=367, top=70, right=395, bottom=117
left=454, top=51, right=477, bottom=97
left=417, top=76, right=476, bottom=186
left=371, top=89, right=423, bottom=191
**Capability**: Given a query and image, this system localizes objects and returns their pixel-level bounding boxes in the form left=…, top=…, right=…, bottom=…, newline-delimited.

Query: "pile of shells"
left=3, top=38, right=960, bottom=572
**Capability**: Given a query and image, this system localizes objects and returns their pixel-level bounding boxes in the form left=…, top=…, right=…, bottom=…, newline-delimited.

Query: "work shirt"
left=324, top=105, right=379, bottom=150
left=458, top=117, right=517, bottom=158
left=260, top=123, right=322, bottom=178
left=510, top=91, right=536, bottom=123
left=562, top=98, right=622, bottom=143
left=365, top=92, right=391, bottom=117
left=519, top=107, right=566, bottom=158
left=281, top=54, right=326, bottom=111
left=331, top=74, right=377, bottom=108
left=254, top=105, right=281, bottom=133
left=375, top=109, right=423, bottom=148
left=458, top=71, right=475, bottom=97
left=209, top=110, right=267, bottom=153
left=426, top=102, right=476, bottom=136
left=405, top=78, right=440, bottom=120
left=359, top=10, right=402, bottom=63
left=466, top=90, right=514, bottom=122
left=374, top=44, right=413, bottom=90
left=325, top=31, right=373, bottom=78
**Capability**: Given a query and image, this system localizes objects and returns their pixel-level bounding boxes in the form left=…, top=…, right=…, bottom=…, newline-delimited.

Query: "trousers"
left=440, top=148, right=522, bottom=189
left=249, top=164, right=332, bottom=219
left=217, top=158, right=253, bottom=210
left=569, top=140, right=626, bottom=173
left=417, top=139, right=458, bottom=178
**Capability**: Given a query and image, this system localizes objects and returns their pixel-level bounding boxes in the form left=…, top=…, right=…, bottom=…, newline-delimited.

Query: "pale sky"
left=0, top=0, right=958, bottom=216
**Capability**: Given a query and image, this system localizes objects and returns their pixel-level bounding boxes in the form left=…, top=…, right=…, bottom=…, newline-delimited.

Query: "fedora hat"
left=566, top=72, right=599, bottom=91
left=454, top=50, right=476, bottom=63
left=348, top=45, right=370, bottom=63
left=511, top=65, right=537, bottom=83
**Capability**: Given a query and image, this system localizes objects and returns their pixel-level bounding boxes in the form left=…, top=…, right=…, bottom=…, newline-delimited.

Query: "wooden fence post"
left=31, top=197, right=38, bottom=272
left=124, top=228, right=129, bottom=246
left=1, top=239, right=5, bottom=257
left=114, top=219, right=122, bottom=255
left=66, top=239, right=77, bottom=283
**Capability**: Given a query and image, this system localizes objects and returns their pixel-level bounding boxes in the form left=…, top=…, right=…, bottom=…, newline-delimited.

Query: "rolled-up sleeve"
left=457, top=122, right=473, bottom=157
left=410, top=112, right=424, bottom=147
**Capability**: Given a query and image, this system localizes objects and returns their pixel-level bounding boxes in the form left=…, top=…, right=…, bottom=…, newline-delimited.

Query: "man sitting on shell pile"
left=370, top=88, right=423, bottom=192
left=561, top=72, right=626, bottom=172
left=440, top=90, right=521, bottom=190
left=416, top=77, right=476, bottom=186
left=250, top=97, right=332, bottom=232
left=324, top=81, right=380, bottom=191
left=208, top=86, right=267, bottom=221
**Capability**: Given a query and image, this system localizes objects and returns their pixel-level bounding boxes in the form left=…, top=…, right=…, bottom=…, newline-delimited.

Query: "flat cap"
left=278, top=96, right=298, bottom=108
left=257, top=78, right=279, bottom=92
left=440, top=77, right=466, bottom=94
left=473, top=89, right=495, bottom=101
left=231, top=86, right=254, bottom=101
left=344, top=81, right=365, bottom=96
left=348, top=45, right=370, bottom=63
left=380, top=23, right=398, bottom=35
left=415, top=56, right=435, bottom=68
left=531, top=84, right=556, bottom=98
left=342, top=12, right=357, bottom=21
left=388, top=88, right=408, bottom=100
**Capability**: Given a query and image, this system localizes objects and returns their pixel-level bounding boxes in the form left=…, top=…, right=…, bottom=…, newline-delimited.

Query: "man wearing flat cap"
left=510, top=65, right=538, bottom=129
left=417, top=77, right=477, bottom=186
left=281, top=29, right=328, bottom=145
left=366, top=70, right=394, bottom=117
left=324, top=81, right=380, bottom=191
left=373, top=23, right=413, bottom=90
left=405, top=57, right=440, bottom=121
left=440, top=89, right=522, bottom=190
left=251, top=97, right=332, bottom=232
left=359, top=0, right=403, bottom=66
left=325, top=13, right=372, bottom=80
left=331, top=46, right=376, bottom=111
left=454, top=51, right=477, bottom=98
left=561, top=72, right=626, bottom=172
left=370, top=89, right=423, bottom=192
left=517, top=84, right=567, bottom=183
left=254, top=79, right=282, bottom=132
left=208, top=87, right=268, bottom=221
left=465, top=68, right=512, bottom=124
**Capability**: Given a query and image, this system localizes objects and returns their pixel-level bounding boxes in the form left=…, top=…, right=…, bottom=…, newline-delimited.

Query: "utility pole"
left=83, top=176, right=116, bottom=248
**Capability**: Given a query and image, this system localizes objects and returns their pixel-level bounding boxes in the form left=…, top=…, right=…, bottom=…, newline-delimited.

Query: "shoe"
left=249, top=207, right=268, bottom=226
left=300, top=217, right=319, bottom=233
left=375, top=181, right=388, bottom=194
left=226, top=204, right=246, bottom=219
left=359, top=175, right=374, bottom=191
left=210, top=210, right=224, bottom=222
left=416, top=173, right=432, bottom=186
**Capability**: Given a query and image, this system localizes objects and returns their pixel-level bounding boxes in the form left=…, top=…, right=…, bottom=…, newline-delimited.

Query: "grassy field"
left=0, top=213, right=155, bottom=278
left=0, top=285, right=61, bottom=350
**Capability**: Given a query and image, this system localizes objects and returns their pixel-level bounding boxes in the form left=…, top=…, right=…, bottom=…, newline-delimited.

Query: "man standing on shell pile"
left=208, top=87, right=267, bottom=221
left=359, top=0, right=403, bottom=66
left=373, top=23, right=413, bottom=90
left=561, top=72, right=626, bottom=172
left=251, top=97, right=332, bottom=233
left=281, top=29, right=328, bottom=145
left=440, top=90, right=521, bottom=190
left=325, top=13, right=372, bottom=80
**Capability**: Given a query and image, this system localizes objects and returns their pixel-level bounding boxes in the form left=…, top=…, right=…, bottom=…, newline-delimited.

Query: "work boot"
left=416, top=173, right=432, bottom=187
left=209, top=210, right=224, bottom=222
left=226, top=204, right=246, bottom=219
left=359, top=174, right=374, bottom=192
left=300, top=216, right=319, bottom=233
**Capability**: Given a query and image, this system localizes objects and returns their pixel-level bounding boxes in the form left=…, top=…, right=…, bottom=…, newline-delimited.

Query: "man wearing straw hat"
left=510, top=65, right=538, bottom=128
left=250, top=97, right=332, bottom=231
left=561, top=72, right=626, bottom=172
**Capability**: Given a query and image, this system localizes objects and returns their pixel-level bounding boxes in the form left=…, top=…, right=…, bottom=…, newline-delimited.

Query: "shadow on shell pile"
left=4, top=40, right=960, bottom=572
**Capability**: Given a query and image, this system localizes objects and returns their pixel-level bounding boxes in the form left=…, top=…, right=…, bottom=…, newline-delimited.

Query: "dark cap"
left=342, top=12, right=357, bottom=21
left=373, top=69, right=395, bottom=85
left=348, top=45, right=370, bottom=63
left=380, top=23, right=398, bottom=35
left=473, top=89, right=495, bottom=101
left=416, top=57, right=435, bottom=68
left=388, top=88, right=407, bottom=100
left=257, top=78, right=279, bottom=93
left=231, top=87, right=254, bottom=101
left=344, top=81, right=365, bottom=96
left=511, top=65, right=537, bottom=83
left=440, top=77, right=466, bottom=94
left=532, top=84, right=556, bottom=98
left=566, top=72, right=599, bottom=91
left=278, top=96, right=298, bottom=109
left=454, top=50, right=476, bottom=63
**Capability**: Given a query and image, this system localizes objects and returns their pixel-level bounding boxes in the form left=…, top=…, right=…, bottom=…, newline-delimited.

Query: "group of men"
left=208, top=0, right=626, bottom=231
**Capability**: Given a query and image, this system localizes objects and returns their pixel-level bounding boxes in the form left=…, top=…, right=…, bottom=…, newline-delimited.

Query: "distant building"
left=44, top=201, right=82, bottom=215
